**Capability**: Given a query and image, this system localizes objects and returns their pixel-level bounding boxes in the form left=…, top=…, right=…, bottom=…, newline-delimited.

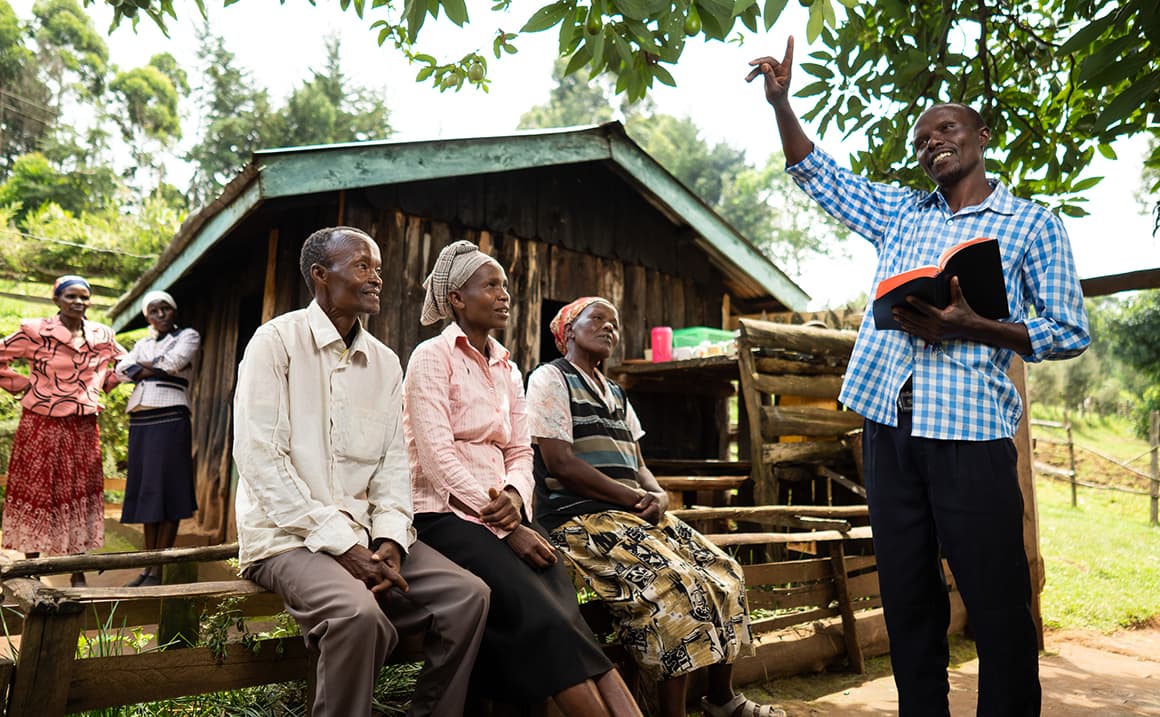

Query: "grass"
left=1036, top=476, right=1160, bottom=631
left=1028, top=405, right=1160, bottom=630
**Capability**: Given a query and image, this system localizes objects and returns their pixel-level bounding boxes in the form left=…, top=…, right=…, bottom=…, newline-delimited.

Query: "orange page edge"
left=875, top=266, right=940, bottom=298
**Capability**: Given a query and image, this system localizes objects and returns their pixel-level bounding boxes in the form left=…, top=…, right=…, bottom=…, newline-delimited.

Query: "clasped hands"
left=335, top=540, right=409, bottom=595
left=631, top=488, right=668, bottom=525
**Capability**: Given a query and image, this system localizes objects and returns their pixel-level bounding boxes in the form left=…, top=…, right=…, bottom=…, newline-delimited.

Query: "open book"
left=872, top=237, right=1010, bottom=331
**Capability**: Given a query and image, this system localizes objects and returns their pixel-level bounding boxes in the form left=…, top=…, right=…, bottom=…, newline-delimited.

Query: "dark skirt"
left=413, top=512, right=611, bottom=702
left=121, top=406, right=197, bottom=524
left=2, top=410, right=104, bottom=555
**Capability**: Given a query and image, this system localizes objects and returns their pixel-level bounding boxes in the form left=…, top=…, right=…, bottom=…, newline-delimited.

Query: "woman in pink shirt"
left=403, top=241, right=640, bottom=716
left=0, top=275, right=126, bottom=586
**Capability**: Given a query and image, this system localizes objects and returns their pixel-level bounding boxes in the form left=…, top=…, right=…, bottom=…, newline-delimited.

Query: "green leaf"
left=1059, top=204, right=1088, bottom=218
left=589, top=30, right=606, bottom=71
left=806, top=1, right=824, bottom=42
left=800, top=62, right=833, bottom=79
left=1094, top=70, right=1160, bottom=131
left=403, top=0, right=428, bottom=41
left=416, top=66, right=434, bottom=81
left=521, top=2, right=571, bottom=33
left=821, top=0, right=835, bottom=27
left=564, top=44, right=593, bottom=75
left=441, top=0, right=469, bottom=25
left=694, top=0, right=735, bottom=35
left=1057, top=14, right=1115, bottom=56
left=559, top=8, right=581, bottom=52
left=1070, top=176, right=1103, bottom=192
left=1097, top=143, right=1117, bottom=160
left=653, top=64, right=676, bottom=86
left=795, top=79, right=829, bottom=98
left=836, top=0, right=857, bottom=7
left=732, top=0, right=757, bottom=14
left=762, top=0, right=788, bottom=31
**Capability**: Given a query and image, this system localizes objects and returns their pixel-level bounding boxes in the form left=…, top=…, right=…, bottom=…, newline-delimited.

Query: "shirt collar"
left=439, top=322, right=511, bottom=367
left=306, top=299, right=369, bottom=359
left=918, top=178, right=1016, bottom=216
left=42, top=314, right=104, bottom=347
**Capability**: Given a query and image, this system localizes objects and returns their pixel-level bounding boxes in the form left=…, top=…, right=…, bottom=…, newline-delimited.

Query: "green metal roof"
left=109, top=122, right=808, bottom=330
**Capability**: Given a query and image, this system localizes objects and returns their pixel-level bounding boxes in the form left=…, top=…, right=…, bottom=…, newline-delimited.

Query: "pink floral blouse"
left=0, top=316, right=126, bottom=417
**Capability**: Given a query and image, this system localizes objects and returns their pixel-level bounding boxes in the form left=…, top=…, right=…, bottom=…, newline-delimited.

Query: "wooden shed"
left=107, top=122, right=809, bottom=543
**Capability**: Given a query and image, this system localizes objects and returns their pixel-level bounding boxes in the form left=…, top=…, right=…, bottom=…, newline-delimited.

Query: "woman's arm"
left=0, top=325, right=34, bottom=395
left=402, top=342, right=499, bottom=525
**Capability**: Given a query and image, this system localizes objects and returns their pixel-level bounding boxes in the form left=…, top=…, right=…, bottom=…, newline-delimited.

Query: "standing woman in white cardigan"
left=115, top=290, right=200, bottom=586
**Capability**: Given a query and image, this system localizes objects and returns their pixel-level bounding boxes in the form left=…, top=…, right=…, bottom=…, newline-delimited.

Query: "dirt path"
left=738, top=627, right=1160, bottom=716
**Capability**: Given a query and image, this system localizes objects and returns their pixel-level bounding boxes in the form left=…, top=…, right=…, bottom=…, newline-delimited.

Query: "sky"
left=16, top=0, right=1159, bottom=309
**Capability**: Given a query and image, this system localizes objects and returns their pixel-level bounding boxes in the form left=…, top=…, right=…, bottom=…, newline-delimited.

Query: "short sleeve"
left=525, top=365, right=574, bottom=443
left=624, top=397, right=646, bottom=442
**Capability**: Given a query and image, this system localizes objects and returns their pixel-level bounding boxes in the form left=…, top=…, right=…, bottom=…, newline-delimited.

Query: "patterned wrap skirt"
left=548, top=511, right=755, bottom=679
left=2, top=410, right=105, bottom=555
left=122, top=406, right=197, bottom=524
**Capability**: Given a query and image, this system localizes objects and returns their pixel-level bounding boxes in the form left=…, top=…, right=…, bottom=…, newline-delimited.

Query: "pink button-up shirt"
left=0, top=316, right=125, bottom=417
left=403, top=323, right=534, bottom=539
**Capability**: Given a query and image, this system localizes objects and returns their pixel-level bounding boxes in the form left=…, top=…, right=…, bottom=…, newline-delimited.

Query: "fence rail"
left=1030, top=411, right=1159, bottom=526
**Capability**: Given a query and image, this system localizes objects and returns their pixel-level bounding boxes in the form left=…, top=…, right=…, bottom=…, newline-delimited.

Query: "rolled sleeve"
left=234, top=329, right=362, bottom=555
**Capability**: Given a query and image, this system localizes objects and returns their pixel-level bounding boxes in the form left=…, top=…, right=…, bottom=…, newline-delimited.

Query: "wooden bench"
left=0, top=516, right=966, bottom=715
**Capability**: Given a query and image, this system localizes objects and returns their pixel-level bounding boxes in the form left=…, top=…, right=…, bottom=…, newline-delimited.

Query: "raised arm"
left=747, top=37, right=814, bottom=166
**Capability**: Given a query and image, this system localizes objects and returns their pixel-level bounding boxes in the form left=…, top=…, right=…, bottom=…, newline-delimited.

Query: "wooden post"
left=1150, top=410, right=1158, bottom=528
left=1066, top=413, right=1077, bottom=507
left=6, top=580, right=85, bottom=717
left=158, top=561, right=201, bottom=648
left=261, top=228, right=279, bottom=324
left=828, top=542, right=864, bottom=673
left=1008, top=357, right=1045, bottom=648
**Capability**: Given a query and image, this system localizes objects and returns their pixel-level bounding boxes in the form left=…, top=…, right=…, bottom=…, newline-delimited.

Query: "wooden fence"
left=1030, top=411, right=1160, bottom=526
left=0, top=514, right=967, bottom=716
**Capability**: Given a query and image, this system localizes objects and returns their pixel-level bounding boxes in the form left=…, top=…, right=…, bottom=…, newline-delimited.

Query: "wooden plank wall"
left=176, top=166, right=731, bottom=539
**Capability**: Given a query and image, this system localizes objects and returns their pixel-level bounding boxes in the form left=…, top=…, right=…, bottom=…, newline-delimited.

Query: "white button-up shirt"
left=233, top=300, right=414, bottom=571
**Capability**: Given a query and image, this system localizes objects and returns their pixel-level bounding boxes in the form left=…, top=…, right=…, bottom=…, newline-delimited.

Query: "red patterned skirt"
left=2, top=410, right=105, bottom=555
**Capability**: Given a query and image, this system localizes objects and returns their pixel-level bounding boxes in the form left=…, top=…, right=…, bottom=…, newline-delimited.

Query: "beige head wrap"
left=420, top=240, right=503, bottom=326
left=141, top=290, right=177, bottom=317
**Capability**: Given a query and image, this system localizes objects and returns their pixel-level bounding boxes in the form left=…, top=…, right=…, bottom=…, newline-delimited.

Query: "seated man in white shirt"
left=233, top=226, right=490, bottom=717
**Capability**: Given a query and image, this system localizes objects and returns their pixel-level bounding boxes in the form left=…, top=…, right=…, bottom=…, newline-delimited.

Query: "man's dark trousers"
left=863, top=405, right=1041, bottom=717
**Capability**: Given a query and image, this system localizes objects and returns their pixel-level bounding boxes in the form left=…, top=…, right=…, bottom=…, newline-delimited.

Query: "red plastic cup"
left=651, top=326, right=673, bottom=362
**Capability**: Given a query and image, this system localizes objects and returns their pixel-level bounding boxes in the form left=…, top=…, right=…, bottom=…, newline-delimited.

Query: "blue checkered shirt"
left=788, top=148, right=1089, bottom=440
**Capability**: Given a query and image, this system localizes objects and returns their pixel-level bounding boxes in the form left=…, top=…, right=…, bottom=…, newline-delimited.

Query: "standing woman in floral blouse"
left=0, top=275, right=126, bottom=586
left=115, top=290, right=200, bottom=586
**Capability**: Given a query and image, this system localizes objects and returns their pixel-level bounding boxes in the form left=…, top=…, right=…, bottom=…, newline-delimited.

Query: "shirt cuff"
left=1022, top=317, right=1054, bottom=363
left=504, top=477, right=534, bottom=522
left=304, top=512, right=362, bottom=556
left=371, top=514, right=416, bottom=557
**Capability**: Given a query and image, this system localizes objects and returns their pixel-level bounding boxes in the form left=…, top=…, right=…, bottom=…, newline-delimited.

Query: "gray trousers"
left=246, top=541, right=490, bottom=717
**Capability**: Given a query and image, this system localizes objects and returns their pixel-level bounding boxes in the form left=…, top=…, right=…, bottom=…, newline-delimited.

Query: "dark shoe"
left=70, top=572, right=87, bottom=587
left=138, top=574, right=161, bottom=586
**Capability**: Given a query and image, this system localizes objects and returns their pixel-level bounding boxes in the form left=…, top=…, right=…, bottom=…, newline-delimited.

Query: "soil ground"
left=730, top=624, right=1160, bottom=717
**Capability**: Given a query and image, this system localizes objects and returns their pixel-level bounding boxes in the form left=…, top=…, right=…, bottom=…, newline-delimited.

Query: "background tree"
left=90, top=0, right=1158, bottom=212
left=520, top=60, right=849, bottom=273
left=0, top=0, right=56, bottom=178
left=269, top=37, right=393, bottom=148
left=184, top=24, right=273, bottom=206
left=109, top=52, right=188, bottom=188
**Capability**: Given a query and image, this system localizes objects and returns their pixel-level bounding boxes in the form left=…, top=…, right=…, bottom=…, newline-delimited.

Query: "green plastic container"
left=671, top=326, right=735, bottom=348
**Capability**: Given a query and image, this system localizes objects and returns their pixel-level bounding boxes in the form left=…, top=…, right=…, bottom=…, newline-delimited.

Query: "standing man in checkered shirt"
left=748, top=39, right=1090, bottom=717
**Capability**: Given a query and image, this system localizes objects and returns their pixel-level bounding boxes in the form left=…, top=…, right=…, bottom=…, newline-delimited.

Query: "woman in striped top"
left=526, top=297, right=784, bottom=717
